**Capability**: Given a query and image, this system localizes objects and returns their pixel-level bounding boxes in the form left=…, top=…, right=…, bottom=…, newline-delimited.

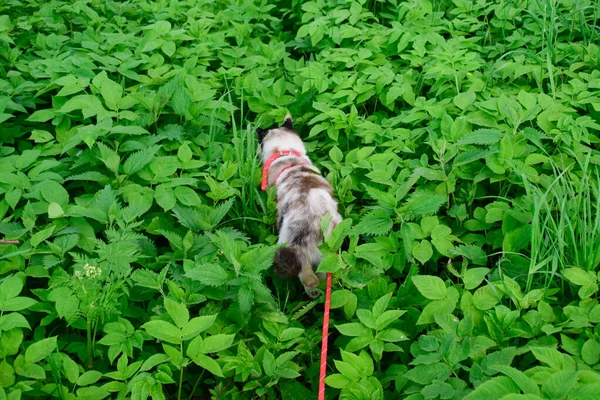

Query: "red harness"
left=261, top=150, right=307, bottom=191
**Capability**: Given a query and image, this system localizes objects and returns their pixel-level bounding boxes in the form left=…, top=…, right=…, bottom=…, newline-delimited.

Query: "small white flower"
left=83, top=263, right=102, bottom=279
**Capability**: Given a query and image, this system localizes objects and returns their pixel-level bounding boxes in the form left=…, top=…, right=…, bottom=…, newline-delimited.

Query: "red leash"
left=260, top=150, right=305, bottom=191
left=318, top=272, right=332, bottom=399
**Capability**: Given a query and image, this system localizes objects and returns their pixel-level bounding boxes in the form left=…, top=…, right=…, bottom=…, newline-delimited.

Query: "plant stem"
left=87, top=318, right=93, bottom=369
left=178, top=342, right=184, bottom=400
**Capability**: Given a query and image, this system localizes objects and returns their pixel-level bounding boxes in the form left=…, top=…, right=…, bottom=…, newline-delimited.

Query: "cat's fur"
left=257, top=114, right=342, bottom=298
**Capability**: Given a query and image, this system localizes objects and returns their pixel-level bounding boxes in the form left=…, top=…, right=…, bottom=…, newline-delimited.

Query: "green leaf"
left=155, top=185, right=177, bottom=211
left=140, top=354, right=170, bottom=372
left=92, top=71, right=123, bottom=111
left=177, top=143, right=193, bottom=162
left=376, top=310, right=406, bottom=330
left=473, top=285, right=501, bottom=310
left=163, top=298, right=189, bottom=329
left=77, top=370, right=103, bottom=386
left=174, top=186, right=202, bottom=206
left=463, top=376, right=520, bottom=400
left=463, top=268, right=490, bottom=290
left=492, top=365, right=540, bottom=395
left=198, top=334, right=235, bottom=353
left=123, top=145, right=161, bottom=176
left=336, top=323, right=370, bottom=337
left=280, top=328, right=305, bottom=341
left=562, top=267, right=593, bottom=286
left=142, top=321, right=181, bottom=344
left=25, top=336, right=57, bottom=364
left=404, top=363, right=451, bottom=385
left=38, top=180, right=69, bottom=206
left=0, top=296, right=37, bottom=312
left=316, top=253, right=341, bottom=273
left=48, top=202, right=64, bottom=219
left=540, top=370, right=577, bottom=400
left=402, top=192, right=447, bottom=217
left=453, top=245, right=487, bottom=265
left=58, top=95, right=105, bottom=117
left=352, top=210, right=393, bottom=236
left=453, top=91, right=476, bottom=110
left=582, top=339, right=600, bottom=365
left=27, top=109, right=55, bottom=122
left=456, top=129, right=503, bottom=145
left=97, top=143, right=120, bottom=175
left=0, top=275, right=23, bottom=299
left=189, top=353, right=223, bottom=377
left=530, top=347, right=576, bottom=370
left=30, top=226, right=55, bottom=247
left=185, top=263, right=228, bottom=287
left=412, top=275, right=447, bottom=300
left=181, top=315, right=217, bottom=340
left=76, top=386, right=110, bottom=399
left=0, top=313, right=31, bottom=332
left=325, top=373, right=351, bottom=389
left=413, top=240, right=434, bottom=264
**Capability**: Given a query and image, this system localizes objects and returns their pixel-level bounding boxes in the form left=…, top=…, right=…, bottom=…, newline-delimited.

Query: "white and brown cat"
left=257, top=114, right=342, bottom=298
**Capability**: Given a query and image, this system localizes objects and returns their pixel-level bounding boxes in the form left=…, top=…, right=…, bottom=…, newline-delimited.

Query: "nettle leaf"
left=412, top=275, right=447, bottom=300
left=401, top=191, right=447, bottom=218
left=123, top=145, right=161, bottom=176
left=185, top=263, right=229, bottom=287
left=456, top=129, right=503, bottom=145
left=352, top=210, right=393, bottom=236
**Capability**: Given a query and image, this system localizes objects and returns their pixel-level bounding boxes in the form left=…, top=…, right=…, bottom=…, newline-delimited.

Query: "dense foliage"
left=1, top=0, right=600, bottom=398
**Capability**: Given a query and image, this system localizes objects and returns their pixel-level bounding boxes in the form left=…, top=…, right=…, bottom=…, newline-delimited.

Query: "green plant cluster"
left=1, top=0, right=600, bottom=399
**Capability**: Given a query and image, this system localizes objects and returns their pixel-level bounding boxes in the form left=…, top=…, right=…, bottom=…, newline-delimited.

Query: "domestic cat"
left=257, top=114, right=342, bottom=298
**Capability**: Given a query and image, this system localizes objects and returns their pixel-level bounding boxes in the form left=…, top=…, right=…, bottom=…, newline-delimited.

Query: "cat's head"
left=256, top=114, right=306, bottom=163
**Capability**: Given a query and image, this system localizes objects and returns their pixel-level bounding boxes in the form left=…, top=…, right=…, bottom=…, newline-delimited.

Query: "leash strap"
left=318, top=272, right=332, bottom=400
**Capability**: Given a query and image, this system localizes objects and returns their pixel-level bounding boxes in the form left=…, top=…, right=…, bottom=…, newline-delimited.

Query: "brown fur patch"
left=274, top=247, right=302, bottom=278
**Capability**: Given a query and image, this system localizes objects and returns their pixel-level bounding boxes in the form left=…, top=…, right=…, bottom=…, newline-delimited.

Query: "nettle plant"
left=1, top=0, right=600, bottom=398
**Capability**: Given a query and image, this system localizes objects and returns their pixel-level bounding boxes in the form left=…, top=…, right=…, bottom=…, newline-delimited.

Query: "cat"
left=257, top=114, right=342, bottom=298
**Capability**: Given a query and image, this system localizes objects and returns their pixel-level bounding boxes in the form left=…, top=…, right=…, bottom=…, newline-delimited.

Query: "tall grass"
left=519, top=152, right=600, bottom=293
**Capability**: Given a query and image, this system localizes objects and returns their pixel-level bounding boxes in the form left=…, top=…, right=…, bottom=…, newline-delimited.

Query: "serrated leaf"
left=185, top=263, right=228, bottom=287
left=456, top=129, right=503, bottom=145
left=402, top=191, right=447, bottom=217
left=123, top=145, right=161, bottom=176
left=352, top=210, right=393, bottom=236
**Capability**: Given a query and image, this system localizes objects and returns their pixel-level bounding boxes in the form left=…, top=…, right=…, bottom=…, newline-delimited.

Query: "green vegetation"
left=1, top=0, right=600, bottom=398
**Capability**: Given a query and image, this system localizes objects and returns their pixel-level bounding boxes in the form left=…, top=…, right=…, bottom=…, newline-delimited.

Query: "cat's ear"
left=282, top=113, right=294, bottom=130
left=256, top=127, right=268, bottom=142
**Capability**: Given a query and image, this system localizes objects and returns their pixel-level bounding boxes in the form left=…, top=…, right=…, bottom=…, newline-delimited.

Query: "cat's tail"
left=273, top=247, right=302, bottom=279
